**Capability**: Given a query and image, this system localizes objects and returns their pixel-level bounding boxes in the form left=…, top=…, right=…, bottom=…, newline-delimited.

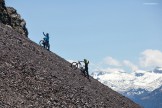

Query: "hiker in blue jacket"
left=43, top=32, right=50, bottom=50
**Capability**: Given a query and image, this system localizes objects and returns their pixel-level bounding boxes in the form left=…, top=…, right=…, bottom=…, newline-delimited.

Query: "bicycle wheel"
left=71, top=62, right=78, bottom=70
left=39, top=40, right=44, bottom=46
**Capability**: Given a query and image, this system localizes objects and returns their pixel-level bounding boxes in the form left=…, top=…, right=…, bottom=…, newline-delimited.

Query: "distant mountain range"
left=91, top=67, right=162, bottom=108
left=133, top=85, right=162, bottom=108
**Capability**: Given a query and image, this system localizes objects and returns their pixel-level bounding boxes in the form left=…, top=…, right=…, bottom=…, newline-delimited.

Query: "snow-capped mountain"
left=91, top=67, right=162, bottom=95
left=91, top=67, right=162, bottom=108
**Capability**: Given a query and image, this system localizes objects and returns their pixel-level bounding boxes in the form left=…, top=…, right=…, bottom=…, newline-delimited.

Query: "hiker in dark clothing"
left=80, top=59, right=89, bottom=79
left=43, top=32, right=50, bottom=50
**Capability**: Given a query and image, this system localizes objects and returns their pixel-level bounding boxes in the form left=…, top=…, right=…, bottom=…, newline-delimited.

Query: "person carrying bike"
left=43, top=32, right=50, bottom=50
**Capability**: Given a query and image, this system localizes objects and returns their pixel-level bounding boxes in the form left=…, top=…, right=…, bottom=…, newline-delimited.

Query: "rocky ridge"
left=0, top=0, right=28, bottom=37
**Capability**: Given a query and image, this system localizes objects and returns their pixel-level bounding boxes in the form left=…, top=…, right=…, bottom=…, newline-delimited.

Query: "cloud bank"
left=103, top=57, right=121, bottom=66
left=97, top=49, right=162, bottom=72
left=102, top=56, right=139, bottom=71
left=123, top=60, right=138, bottom=71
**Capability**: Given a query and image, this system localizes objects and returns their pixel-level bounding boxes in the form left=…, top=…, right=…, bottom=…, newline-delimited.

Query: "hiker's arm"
left=43, top=32, right=46, bottom=36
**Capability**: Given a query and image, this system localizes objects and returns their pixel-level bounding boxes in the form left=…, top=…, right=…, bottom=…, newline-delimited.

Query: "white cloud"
left=99, top=67, right=125, bottom=73
left=103, top=56, right=122, bottom=66
left=123, top=60, right=138, bottom=71
left=100, top=57, right=138, bottom=72
left=140, top=49, right=162, bottom=68
left=143, top=2, right=159, bottom=5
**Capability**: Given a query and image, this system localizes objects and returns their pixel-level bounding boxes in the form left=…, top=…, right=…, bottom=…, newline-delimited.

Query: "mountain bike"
left=71, top=61, right=89, bottom=79
left=71, top=61, right=84, bottom=70
left=39, top=39, right=50, bottom=51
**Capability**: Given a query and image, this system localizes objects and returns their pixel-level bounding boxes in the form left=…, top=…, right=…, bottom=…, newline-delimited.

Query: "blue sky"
left=5, top=0, right=162, bottom=72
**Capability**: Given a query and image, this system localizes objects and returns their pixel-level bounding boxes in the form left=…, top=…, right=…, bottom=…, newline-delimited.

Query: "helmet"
left=84, top=59, right=89, bottom=64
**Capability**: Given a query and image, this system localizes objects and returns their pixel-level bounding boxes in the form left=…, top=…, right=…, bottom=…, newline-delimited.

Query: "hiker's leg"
left=47, top=41, right=50, bottom=50
left=87, top=70, right=89, bottom=79
left=82, top=69, right=86, bottom=76
left=85, top=67, right=89, bottom=78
